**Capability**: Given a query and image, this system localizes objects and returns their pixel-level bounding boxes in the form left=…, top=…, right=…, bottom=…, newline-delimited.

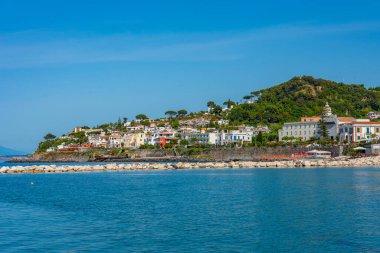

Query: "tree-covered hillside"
left=229, top=76, right=380, bottom=125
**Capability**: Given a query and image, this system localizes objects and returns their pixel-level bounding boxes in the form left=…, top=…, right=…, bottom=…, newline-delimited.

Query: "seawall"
left=12, top=146, right=343, bottom=163
left=1, top=156, right=379, bottom=174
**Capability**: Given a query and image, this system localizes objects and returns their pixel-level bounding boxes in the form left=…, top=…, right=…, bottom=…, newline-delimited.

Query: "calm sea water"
left=0, top=167, right=380, bottom=252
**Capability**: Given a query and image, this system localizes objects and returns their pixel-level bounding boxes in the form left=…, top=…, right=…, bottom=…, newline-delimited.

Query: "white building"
left=126, top=125, right=144, bottom=132
left=218, top=130, right=253, bottom=145
left=183, top=132, right=219, bottom=145
left=88, top=135, right=109, bottom=148
left=368, top=111, right=380, bottom=120
left=279, top=122, right=319, bottom=141
left=217, top=119, right=230, bottom=126
left=109, top=134, right=124, bottom=148
left=278, top=103, right=339, bottom=141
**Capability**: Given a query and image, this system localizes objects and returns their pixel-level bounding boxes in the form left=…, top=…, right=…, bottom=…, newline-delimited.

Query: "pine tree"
left=318, top=115, right=329, bottom=139
left=256, top=131, right=264, bottom=146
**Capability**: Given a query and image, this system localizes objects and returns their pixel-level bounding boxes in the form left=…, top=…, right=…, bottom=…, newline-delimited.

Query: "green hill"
left=228, top=76, right=380, bottom=125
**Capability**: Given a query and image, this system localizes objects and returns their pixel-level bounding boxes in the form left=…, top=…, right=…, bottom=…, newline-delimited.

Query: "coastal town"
left=40, top=102, right=380, bottom=158
left=3, top=2, right=380, bottom=252
left=43, top=105, right=271, bottom=152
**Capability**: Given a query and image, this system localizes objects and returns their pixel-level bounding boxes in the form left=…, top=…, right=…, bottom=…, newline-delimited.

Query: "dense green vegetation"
left=37, top=131, right=89, bottom=153
left=36, top=76, right=379, bottom=153
left=229, top=76, right=380, bottom=125
left=37, top=138, right=74, bottom=152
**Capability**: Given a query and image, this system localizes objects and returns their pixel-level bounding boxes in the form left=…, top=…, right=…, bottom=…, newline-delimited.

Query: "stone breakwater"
left=1, top=156, right=380, bottom=174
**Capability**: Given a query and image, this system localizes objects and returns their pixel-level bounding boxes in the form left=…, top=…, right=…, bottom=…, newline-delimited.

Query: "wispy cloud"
left=0, top=21, right=379, bottom=68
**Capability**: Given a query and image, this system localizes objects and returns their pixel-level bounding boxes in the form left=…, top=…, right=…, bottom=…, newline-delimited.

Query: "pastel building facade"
left=339, top=120, right=380, bottom=143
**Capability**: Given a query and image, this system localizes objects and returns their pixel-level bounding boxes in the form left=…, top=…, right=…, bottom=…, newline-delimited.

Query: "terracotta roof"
left=155, top=137, right=179, bottom=140
left=350, top=121, right=380, bottom=125
left=338, top=117, right=355, bottom=121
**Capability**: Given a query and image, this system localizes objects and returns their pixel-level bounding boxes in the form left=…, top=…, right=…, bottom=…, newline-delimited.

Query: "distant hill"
left=0, top=146, right=25, bottom=156
left=229, top=76, right=380, bottom=125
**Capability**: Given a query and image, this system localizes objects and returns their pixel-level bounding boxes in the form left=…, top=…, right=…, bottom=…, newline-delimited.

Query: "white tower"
left=322, top=102, right=332, bottom=117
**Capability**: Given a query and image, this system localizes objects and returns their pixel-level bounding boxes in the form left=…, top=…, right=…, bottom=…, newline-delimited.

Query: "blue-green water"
left=1, top=168, right=380, bottom=252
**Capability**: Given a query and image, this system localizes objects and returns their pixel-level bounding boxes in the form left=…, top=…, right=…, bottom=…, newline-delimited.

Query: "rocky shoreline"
left=8, top=156, right=216, bottom=164
left=1, top=156, right=379, bottom=174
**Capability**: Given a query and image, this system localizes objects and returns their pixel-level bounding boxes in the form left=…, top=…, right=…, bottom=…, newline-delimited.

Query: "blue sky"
left=1, top=0, right=380, bottom=152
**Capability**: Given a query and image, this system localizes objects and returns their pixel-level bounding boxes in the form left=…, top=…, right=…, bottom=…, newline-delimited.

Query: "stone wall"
left=2, top=156, right=380, bottom=174
left=16, top=146, right=342, bottom=163
left=206, top=146, right=341, bottom=161
left=134, top=146, right=342, bottom=161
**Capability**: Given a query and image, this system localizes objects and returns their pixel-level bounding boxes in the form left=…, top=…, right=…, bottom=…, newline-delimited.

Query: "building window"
left=357, top=128, right=360, bottom=133
left=358, top=136, right=361, bottom=140
left=367, top=128, right=370, bottom=134
left=377, top=128, right=379, bottom=133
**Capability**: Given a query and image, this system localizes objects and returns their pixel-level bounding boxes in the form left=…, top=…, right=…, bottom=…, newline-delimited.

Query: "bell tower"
left=322, top=102, right=332, bottom=117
